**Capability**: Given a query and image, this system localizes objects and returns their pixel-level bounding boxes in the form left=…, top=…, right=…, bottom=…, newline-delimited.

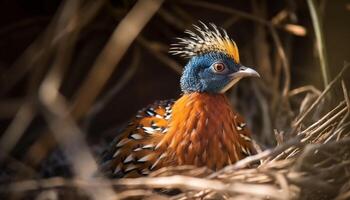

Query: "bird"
left=100, top=22, right=260, bottom=178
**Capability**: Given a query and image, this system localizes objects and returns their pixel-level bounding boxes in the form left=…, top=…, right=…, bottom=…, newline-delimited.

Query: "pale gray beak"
left=220, top=66, right=260, bottom=93
left=229, top=66, right=260, bottom=79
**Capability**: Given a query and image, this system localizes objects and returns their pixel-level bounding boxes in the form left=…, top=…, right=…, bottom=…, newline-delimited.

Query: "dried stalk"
left=307, top=0, right=330, bottom=87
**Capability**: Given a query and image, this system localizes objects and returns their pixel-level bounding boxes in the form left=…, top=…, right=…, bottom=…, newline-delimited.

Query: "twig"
left=0, top=100, right=36, bottom=157
left=209, top=134, right=304, bottom=179
left=293, top=64, right=349, bottom=127
left=71, top=0, right=165, bottom=119
left=39, top=69, right=117, bottom=200
left=0, top=176, right=287, bottom=199
left=307, top=0, right=330, bottom=88
left=301, top=107, right=347, bottom=142
left=23, top=0, right=104, bottom=167
left=137, top=36, right=182, bottom=74
left=178, top=0, right=305, bottom=36
left=288, top=85, right=321, bottom=97
left=0, top=153, right=38, bottom=177
left=301, top=101, right=345, bottom=134
left=0, top=1, right=104, bottom=97
left=116, top=189, right=168, bottom=200
left=324, top=81, right=350, bottom=143
left=268, top=26, right=291, bottom=98
left=158, top=8, right=187, bottom=30
left=34, top=1, right=117, bottom=200
left=83, top=46, right=141, bottom=130
left=0, top=99, right=25, bottom=119
left=252, top=82, right=272, bottom=143
left=24, top=0, right=164, bottom=168
left=179, top=0, right=269, bottom=25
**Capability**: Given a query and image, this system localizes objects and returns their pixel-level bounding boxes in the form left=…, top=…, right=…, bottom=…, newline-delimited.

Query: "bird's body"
left=100, top=22, right=260, bottom=178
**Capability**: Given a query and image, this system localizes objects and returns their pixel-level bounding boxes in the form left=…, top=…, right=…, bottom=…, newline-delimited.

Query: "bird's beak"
left=220, top=66, right=260, bottom=93
left=229, top=66, right=260, bottom=79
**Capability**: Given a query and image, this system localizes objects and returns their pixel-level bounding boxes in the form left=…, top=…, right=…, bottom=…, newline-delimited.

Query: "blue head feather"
left=180, top=52, right=241, bottom=93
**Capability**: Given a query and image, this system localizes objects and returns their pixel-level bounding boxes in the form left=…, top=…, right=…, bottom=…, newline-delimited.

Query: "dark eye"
left=213, top=63, right=226, bottom=73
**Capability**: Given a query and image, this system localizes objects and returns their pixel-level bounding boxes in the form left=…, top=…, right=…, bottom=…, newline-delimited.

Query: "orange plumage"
left=101, top=93, right=256, bottom=178
left=159, top=93, right=255, bottom=169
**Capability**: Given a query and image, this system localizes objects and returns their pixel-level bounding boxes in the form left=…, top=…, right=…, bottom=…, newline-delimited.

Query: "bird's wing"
left=234, top=114, right=257, bottom=157
left=100, top=100, right=174, bottom=178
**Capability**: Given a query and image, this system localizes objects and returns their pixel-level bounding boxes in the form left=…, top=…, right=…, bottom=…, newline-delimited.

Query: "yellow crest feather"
left=169, top=22, right=240, bottom=63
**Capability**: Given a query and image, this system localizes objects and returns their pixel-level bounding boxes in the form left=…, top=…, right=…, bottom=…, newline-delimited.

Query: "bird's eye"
left=212, top=63, right=226, bottom=73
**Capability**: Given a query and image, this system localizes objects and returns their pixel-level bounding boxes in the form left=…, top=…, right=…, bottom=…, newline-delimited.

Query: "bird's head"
left=170, top=22, right=260, bottom=93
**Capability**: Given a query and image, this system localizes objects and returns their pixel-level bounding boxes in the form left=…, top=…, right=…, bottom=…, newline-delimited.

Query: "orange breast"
left=157, top=93, right=255, bottom=170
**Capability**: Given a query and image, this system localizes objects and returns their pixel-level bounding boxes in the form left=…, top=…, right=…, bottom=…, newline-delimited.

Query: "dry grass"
left=0, top=0, right=349, bottom=200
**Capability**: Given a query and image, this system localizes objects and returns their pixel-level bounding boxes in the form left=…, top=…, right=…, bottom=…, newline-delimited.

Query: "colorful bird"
left=100, top=22, right=260, bottom=178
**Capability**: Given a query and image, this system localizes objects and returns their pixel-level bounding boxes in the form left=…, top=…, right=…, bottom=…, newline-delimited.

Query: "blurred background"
left=0, top=0, right=349, bottom=188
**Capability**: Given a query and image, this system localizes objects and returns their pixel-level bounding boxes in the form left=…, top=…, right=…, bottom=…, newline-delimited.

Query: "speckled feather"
left=100, top=100, right=175, bottom=178
left=100, top=94, right=255, bottom=178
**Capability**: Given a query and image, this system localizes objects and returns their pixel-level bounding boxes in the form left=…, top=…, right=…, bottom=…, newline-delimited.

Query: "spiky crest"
left=169, top=22, right=240, bottom=63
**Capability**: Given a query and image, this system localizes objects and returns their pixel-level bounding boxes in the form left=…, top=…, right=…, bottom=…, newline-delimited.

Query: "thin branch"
left=137, top=36, right=182, bottom=74
left=1, top=176, right=286, bottom=199
left=178, top=0, right=305, bottom=36
left=39, top=69, right=117, bottom=200
left=83, top=46, right=141, bottom=130
left=0, top=100, right=36, bottom=157
left=293, top=64, right=349, bottom=127
left=208, top=134, right=304, bottom=179
left=71, top=0, right=165, bottom=119
left=288, top=85, right=321, bottom=97
left=307, top=0, right=330, bottom=88
left=268, top=26, right=291, bottom=98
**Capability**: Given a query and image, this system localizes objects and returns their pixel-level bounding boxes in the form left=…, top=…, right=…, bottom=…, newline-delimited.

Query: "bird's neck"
left=159, top=92, right=243, bottom=170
